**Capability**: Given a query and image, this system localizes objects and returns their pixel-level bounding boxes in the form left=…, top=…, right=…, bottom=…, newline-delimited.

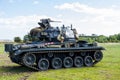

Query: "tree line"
left=79, top=33, right=120, bottom=43
left=14, top=33, right=120, bottom=43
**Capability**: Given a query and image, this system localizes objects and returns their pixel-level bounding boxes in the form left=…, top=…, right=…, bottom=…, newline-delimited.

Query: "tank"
left=5, top=18, right=105, bottom=71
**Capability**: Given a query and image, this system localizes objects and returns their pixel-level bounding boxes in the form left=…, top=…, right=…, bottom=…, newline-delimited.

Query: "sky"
left=0, top=0, right=120, bottom=40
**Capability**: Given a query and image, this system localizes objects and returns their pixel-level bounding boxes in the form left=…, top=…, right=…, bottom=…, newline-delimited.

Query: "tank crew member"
left=57, top=34, right=64, bottom=43
left=72, top=29, right=79, bottom=41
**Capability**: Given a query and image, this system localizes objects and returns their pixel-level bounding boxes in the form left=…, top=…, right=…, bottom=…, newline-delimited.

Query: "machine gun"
left=38, top=18, right=61, bottom=29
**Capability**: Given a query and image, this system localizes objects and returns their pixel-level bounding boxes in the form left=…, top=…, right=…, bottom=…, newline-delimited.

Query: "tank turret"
left=30, top=18, right=78, bottom=42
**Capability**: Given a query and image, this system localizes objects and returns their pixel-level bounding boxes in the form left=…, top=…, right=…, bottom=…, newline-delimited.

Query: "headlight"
left=13, top=45, right=21, bottom=50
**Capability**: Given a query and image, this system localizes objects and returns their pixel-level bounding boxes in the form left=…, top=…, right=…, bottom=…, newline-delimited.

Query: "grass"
left=0, top=43, right=4, bottom=54
left=0, top=43, right=120, bottom=80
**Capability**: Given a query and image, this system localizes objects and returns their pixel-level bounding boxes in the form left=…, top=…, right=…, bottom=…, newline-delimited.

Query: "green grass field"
left=0, top=43, right=4, bottom=53
left=0, top=43, right=120, bottom=80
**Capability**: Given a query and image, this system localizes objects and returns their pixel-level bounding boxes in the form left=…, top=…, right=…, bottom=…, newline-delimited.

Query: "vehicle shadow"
left=0, top=65, right=37, bottom=73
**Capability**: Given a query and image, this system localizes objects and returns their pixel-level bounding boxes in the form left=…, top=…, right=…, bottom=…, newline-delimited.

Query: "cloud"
left=55, top=2, right=120, bottom=17
left=112, top=5, right=117, bottom=8
left=0, top=11, right=5, bottom=17
left=9, top=0, right=14, bottom=3
left=0, top=14, right=63, bottom=40
left=1, top=2, right=120, bottom=40
left=33, top=0, right=39, bottom=4
left=0, top=15, right=51, bottom=40
left=0, top=15, right=50, bottom=25
left=56, top=14, right=63, bottom=18
left=54, top=2, right=120, bottom=36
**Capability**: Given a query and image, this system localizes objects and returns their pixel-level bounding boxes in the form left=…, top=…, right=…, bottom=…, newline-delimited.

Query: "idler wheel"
left=52, top=57, right=62, bottom=69
left=63, top=57, right=73, bottom=68
left=38, top=58, right=49, bottom=71
left=74, top=56, right=83, bottom=67
left=94, top=51, right=103, bottom=61
left=22, top=53, right=36, bottom=66
left=84, top=56, right=93, bottom=67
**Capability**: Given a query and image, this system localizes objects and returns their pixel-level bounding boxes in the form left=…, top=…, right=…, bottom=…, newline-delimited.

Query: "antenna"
left=71, top=24, right=73, bottom=30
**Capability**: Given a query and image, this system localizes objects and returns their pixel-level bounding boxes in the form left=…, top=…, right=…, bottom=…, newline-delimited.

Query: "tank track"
left=20, top=49, right=103, bottom=71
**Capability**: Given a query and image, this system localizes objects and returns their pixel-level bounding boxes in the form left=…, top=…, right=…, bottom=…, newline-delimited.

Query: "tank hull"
left=6, top=44, right=104, bottom=71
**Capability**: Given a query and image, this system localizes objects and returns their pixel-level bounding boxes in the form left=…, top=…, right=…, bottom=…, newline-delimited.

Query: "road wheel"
left=94, top=51, right=103, bottom=61
left=52, top=57, right=62, bottom=69
left=63, top=57, right=73, bottom=68
left=74, top=56, right=83, bottom=67
left=22, top=53, right=36, bottom=66
left=84, top=56, right=93, bottom=67
left=38, top=58, right=49, bottom=71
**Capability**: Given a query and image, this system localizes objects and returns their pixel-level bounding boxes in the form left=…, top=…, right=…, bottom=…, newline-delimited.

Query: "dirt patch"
left=0, top=72, right=13, bottom=76
left=19, top=72, right=33, bottom=80
left=0, top=54, right=13, bottom=66
left=0, top=54, right=9, bottom=60
left=19, top=75, right=30, bottom=80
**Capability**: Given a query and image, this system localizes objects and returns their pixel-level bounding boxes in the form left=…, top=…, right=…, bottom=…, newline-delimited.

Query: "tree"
left=23, top=34, right=32, bottom=42
left=14, top=37, right=21, bottom=43
left=108, top=35, right=118, bottom=42
left=97, top=35, right=108, bottom=43
left=117, top=33, right=120, bottom=41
